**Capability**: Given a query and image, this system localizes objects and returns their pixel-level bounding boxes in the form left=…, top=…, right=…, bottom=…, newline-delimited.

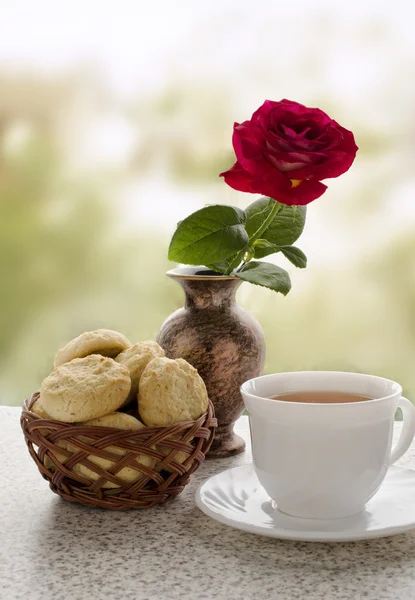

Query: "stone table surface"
left=1, top=407, right=415, bottom=600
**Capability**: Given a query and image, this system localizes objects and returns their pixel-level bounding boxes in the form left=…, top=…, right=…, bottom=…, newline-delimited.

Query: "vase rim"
left=166, top=266, right=238, bottom=281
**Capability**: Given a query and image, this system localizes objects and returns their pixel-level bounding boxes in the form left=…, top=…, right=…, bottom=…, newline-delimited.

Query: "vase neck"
left=177, top=278, right=241, bottom=310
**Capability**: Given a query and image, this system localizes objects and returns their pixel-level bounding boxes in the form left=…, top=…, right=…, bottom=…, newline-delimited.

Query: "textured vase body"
left=157, top=267, right=265, bottom=457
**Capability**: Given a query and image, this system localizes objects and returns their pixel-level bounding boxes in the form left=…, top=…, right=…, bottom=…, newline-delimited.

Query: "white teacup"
left=241, top=372, right=415, bottom=519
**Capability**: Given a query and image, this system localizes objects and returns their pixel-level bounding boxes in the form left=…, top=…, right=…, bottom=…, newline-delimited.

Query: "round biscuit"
left=82, top=412, right=145, bottom=429
left=54, top=329, right=131, bottom=368
left=31, top=398, right=52, bottom=419
left=115, top=341, right=165, bottom=405
left=138, top=357, right=209, bottom=426
left=40, top=355, right=131, bottom=423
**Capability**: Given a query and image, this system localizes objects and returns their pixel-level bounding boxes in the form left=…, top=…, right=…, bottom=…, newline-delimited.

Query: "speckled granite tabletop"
left=2, top=407, right=415, bottom=600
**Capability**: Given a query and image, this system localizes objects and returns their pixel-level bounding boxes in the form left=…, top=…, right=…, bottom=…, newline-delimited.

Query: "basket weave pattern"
left=21, top=392, right=217, bottom=510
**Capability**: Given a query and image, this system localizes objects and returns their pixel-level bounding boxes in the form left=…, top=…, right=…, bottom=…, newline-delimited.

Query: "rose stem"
left=224, top=198, right=281, bottom=275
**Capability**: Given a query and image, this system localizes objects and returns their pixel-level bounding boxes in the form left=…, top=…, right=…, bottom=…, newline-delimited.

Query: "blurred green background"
left=1, top=0, right=415, bottom=405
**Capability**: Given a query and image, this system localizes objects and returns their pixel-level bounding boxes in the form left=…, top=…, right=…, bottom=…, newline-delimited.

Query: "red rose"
left=220, top=99, right=358, bottom=206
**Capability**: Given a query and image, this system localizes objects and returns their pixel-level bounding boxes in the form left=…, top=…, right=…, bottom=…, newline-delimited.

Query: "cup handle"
left=389, top=397, right=415, bottom=465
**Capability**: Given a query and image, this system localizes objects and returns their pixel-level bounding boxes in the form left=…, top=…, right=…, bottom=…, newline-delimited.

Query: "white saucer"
left=196, top=464, right=415, bottom=542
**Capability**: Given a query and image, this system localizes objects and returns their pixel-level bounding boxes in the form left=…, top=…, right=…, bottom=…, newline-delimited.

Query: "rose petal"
left=281, top=179, right=327, bottom=205
left=232, top=122, right=263, bottom=173
left=267, top=129, right=327, bottom=153
left=219, top=161, right=257, bottom=193
left=263, top=148, right=311, bottom=173
left=220, top=161, right=327, bottom=205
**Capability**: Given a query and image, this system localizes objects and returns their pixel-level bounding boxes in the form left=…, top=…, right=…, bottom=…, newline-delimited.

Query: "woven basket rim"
left=24, top=392, right=212, bottom=432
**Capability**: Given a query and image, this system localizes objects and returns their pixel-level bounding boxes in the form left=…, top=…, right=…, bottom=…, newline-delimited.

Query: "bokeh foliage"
left=1, top=68, right=415, bottom=406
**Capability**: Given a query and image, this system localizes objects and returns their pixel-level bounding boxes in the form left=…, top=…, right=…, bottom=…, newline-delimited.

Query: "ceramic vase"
left=157, top=267, right=265, bottom=457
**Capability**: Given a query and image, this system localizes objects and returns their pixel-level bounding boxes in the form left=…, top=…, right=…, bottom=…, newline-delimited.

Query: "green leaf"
left=236, top=261, right=291, bottom=295
left=168, top=205, right=249, bottom=266
left=252, top=239, right=279, bottom=253
left=206, top=260, right=230, bottom=274
left=245, top=197, right=306, bottom=258
left=280, top=246, right=307, bottom=269
left=251, top=240, right=308, bottom=268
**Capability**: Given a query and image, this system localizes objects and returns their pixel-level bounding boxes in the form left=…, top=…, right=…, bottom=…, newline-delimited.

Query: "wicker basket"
left=21, top=392, right=217, bottom=510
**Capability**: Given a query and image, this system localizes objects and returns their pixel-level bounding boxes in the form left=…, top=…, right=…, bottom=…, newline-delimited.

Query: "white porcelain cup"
left=241, top=372, right=415, bottom=519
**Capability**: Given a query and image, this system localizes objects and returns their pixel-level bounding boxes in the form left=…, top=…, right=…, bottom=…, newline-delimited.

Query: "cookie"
left=71, top=412, right=154, bottom=489
left=40, top=355, right=131, bottom=422
left=31, top=398, right=52, bottom=419
left=82, top=412, right=144, bottom=429
left=115, top=341, right=165, bottom=404
left=138, top=357, right=209, bottom=426
left=54, top=329, right=131, bottom=368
